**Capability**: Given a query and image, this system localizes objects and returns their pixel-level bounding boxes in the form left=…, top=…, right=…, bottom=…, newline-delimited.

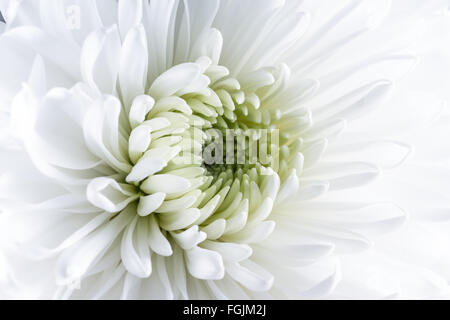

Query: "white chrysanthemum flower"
left=0, top=0, right=449, bottom=299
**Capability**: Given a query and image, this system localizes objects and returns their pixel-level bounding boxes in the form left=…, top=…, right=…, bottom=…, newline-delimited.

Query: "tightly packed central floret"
left=85, top=56, right=306, bottom=281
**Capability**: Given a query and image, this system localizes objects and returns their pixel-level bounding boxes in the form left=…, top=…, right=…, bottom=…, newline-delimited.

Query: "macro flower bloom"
left=0, top=0, right=450, bottom=299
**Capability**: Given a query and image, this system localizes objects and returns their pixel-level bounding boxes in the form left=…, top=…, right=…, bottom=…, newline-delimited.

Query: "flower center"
left=87, top=57, right=307, bottom=277
left=122, top=58, right=305, bottom=226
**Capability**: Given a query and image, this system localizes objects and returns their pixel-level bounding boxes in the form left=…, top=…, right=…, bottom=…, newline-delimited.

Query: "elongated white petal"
left=148, top=63, right=201, bottom=100
left=148, top=215, right=172, bottom=256
left=119, top=24, right=148, bottom=108
left=87, top=177, right=137, bottom=213
left=156, top=191, right=200, bottom=213
left=137, top=193, right=166, bottom=217
left=33, top=88, right=100, bottom=170
left=118, top=0, right=143, bottom=39
left=159, top=208, right=201, bottom=231
left=121, top=215, right=152, bottom=278
left=226, top=260, right=273, bottom=292
left=276, top=170, right=299, bottom=204
left=81, top=25, right=121, bottom=93
left=129, top=95, right=155, bottom=129
left=201, top=219, right=226, bottom=240
left=55, top=207, right=134, bottom=285
left=201, top=241, right=253, bottom=262
left=185, top=246, right=225, bottom=280
left=171, top=226, right=206, bottom=250
left=224, top=221, right=276, bottom=244
left=141, top=174, right=191, bottom=195
left=126, top=157, right=167, bottom=183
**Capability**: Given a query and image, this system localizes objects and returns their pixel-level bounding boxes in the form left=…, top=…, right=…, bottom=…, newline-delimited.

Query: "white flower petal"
left=129, top=95, right=155, bottom=129
left=156, top=190, right=201, bottom=213
left=159, top=208, right=201, bottom=231
left=171, top=226, right=206, bottom=250
left=137, top=192, right=166, bottom=217
left=300, top=264, right=341, bottom=298
left=126, top=157, right=167, bottom=183
left=224, top=221, right=276, bottom=244
left=118, top=0, right=143, bottom=39
left=80, top=25, right=121, bottom=94
left=121, top=215, right=152, bottom=278
left=200, top=219, right=226, bottom=240
left=275, top=170, right=299, bottom=204
left=201, top=241, right=253, bottom=262
left=3, top=26, right=80, bottom=79
left=33, top=88, right=100, bottom=170
left=119, top=24, right=148, bottom=108
left=226, top=260, right=273, bottom=292
left=148, top=215, right=172, bottom=256
left=185, top=246, right=225, bottom=280
left=141, top=174, right=191, bottom=195
left=87, top=177, right=138, bottom=213
left=296, top=181, right=330, bottom=201
left=55, top=207, right=134, bottom=285
left=148, top=63, right=202, bottom=99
